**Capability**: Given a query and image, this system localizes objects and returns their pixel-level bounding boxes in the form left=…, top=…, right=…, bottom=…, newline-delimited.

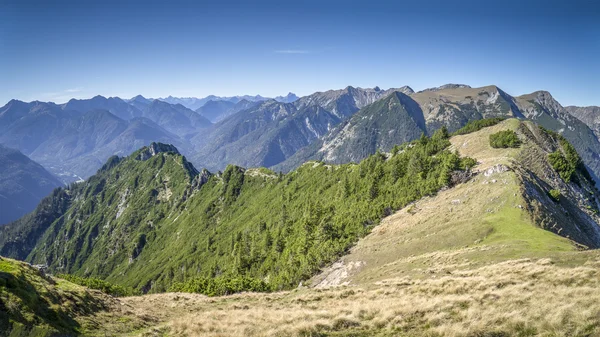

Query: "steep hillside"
left=565, top=105, right=600, bottom=138
left=0, top=145, right=62, bottom=225
left=193, top=102, right=342, bottom=170
left=294, top=86, right=414, bottom=118
left=0, top=256, right=142, bottom=336
left=410, top=85, right=522, bottom=132
left=1, top=133, right=474, bottom=293
left=276, top=91, right=427, bottom=170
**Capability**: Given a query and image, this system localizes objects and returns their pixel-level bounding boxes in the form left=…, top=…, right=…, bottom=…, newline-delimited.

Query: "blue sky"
left=1, top=0, right=598, bottom=106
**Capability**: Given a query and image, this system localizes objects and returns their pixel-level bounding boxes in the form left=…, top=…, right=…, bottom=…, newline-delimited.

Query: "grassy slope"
left=0, top=256, right=151, bottom=336
left=120, top=257, right=600, bottom=336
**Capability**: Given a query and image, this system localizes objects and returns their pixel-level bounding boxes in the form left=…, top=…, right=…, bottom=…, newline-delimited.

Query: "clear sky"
left=1, top=0, right=599, bottom=106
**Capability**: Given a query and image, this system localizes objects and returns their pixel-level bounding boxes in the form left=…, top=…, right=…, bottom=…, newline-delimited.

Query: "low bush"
left=489, top=130, right=521, bottom=148
left=460, top=157, right=478, bottom=170
left=169, top=276, right=271, bottom=296
left=452, top=118, right=505, bottom=136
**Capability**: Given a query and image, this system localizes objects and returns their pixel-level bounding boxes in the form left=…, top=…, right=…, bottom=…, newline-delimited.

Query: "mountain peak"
left=135, top=142, right=180, bottom=161
left=399, top=86, right=415, bottom=95
left=274, top=92, right=299, bottom=103
left=2, top=99, right=28, bottom=110
left=420, top=84, right=472, bottom=92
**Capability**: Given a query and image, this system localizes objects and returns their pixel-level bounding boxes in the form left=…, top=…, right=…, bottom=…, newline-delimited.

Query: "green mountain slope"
left=4, top=119, right=600, bottom=336
left=0, top=145, right=63, bottom=226
left=1, top=133, right=474, bottom=292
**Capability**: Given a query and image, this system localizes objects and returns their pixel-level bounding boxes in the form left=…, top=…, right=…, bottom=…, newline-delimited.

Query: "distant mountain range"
left=190, top=86, right=412, bottom=171
left=0, top=96, right=206, bottom=181
left=156, top=92, right=299, bottom=111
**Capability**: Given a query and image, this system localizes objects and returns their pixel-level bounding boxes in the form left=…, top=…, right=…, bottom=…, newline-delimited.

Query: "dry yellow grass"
left=106, top=257, right=600, bottom=336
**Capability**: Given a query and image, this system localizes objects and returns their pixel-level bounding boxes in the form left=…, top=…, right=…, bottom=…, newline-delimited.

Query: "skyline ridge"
left=3, top=82, right=598, bottom=108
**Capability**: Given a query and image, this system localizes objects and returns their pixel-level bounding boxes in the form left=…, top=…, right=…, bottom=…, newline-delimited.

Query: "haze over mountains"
left=156, top=92, right=299, bottom=111
left=0, top=145, right=62, bottom=225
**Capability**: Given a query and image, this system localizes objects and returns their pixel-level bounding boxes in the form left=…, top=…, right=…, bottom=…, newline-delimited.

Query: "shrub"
left=548, top=151, right=575, bottom=182
left=543, top=129, right=593, bottom=185
left=452, top=118, right=506, bottom=136
left=169, top=276, right=271, bottom=296
left=548, top=189, right=561, bottom=202
left=460, top=157, right=478, bottom=170
left=489, top=130, right=521, bottom=148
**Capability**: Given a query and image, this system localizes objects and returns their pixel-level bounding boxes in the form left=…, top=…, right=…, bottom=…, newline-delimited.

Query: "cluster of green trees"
left=543, top=128, right=593, bottom=184
left=57, top=274, right=140, bottom=297
left=489, top=130, right=521, bottom=148
left=169, top=276, right=270, bottom=296
left=452, top=117, right=505, bottom=136
left=153, top=128, right=475, bottom=293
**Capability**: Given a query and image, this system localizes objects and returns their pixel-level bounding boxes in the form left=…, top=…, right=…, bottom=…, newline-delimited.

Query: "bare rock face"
left=483, top=164, right=511, bottom=177
left=312, top=260, right=365, bottom=288
left=135, top=142, right=180, bottom=161
left=565, top=105, right=600, bottom=138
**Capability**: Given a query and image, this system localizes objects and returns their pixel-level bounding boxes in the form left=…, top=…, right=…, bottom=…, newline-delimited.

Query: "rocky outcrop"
left=135, top=142, right=180, bottom=161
